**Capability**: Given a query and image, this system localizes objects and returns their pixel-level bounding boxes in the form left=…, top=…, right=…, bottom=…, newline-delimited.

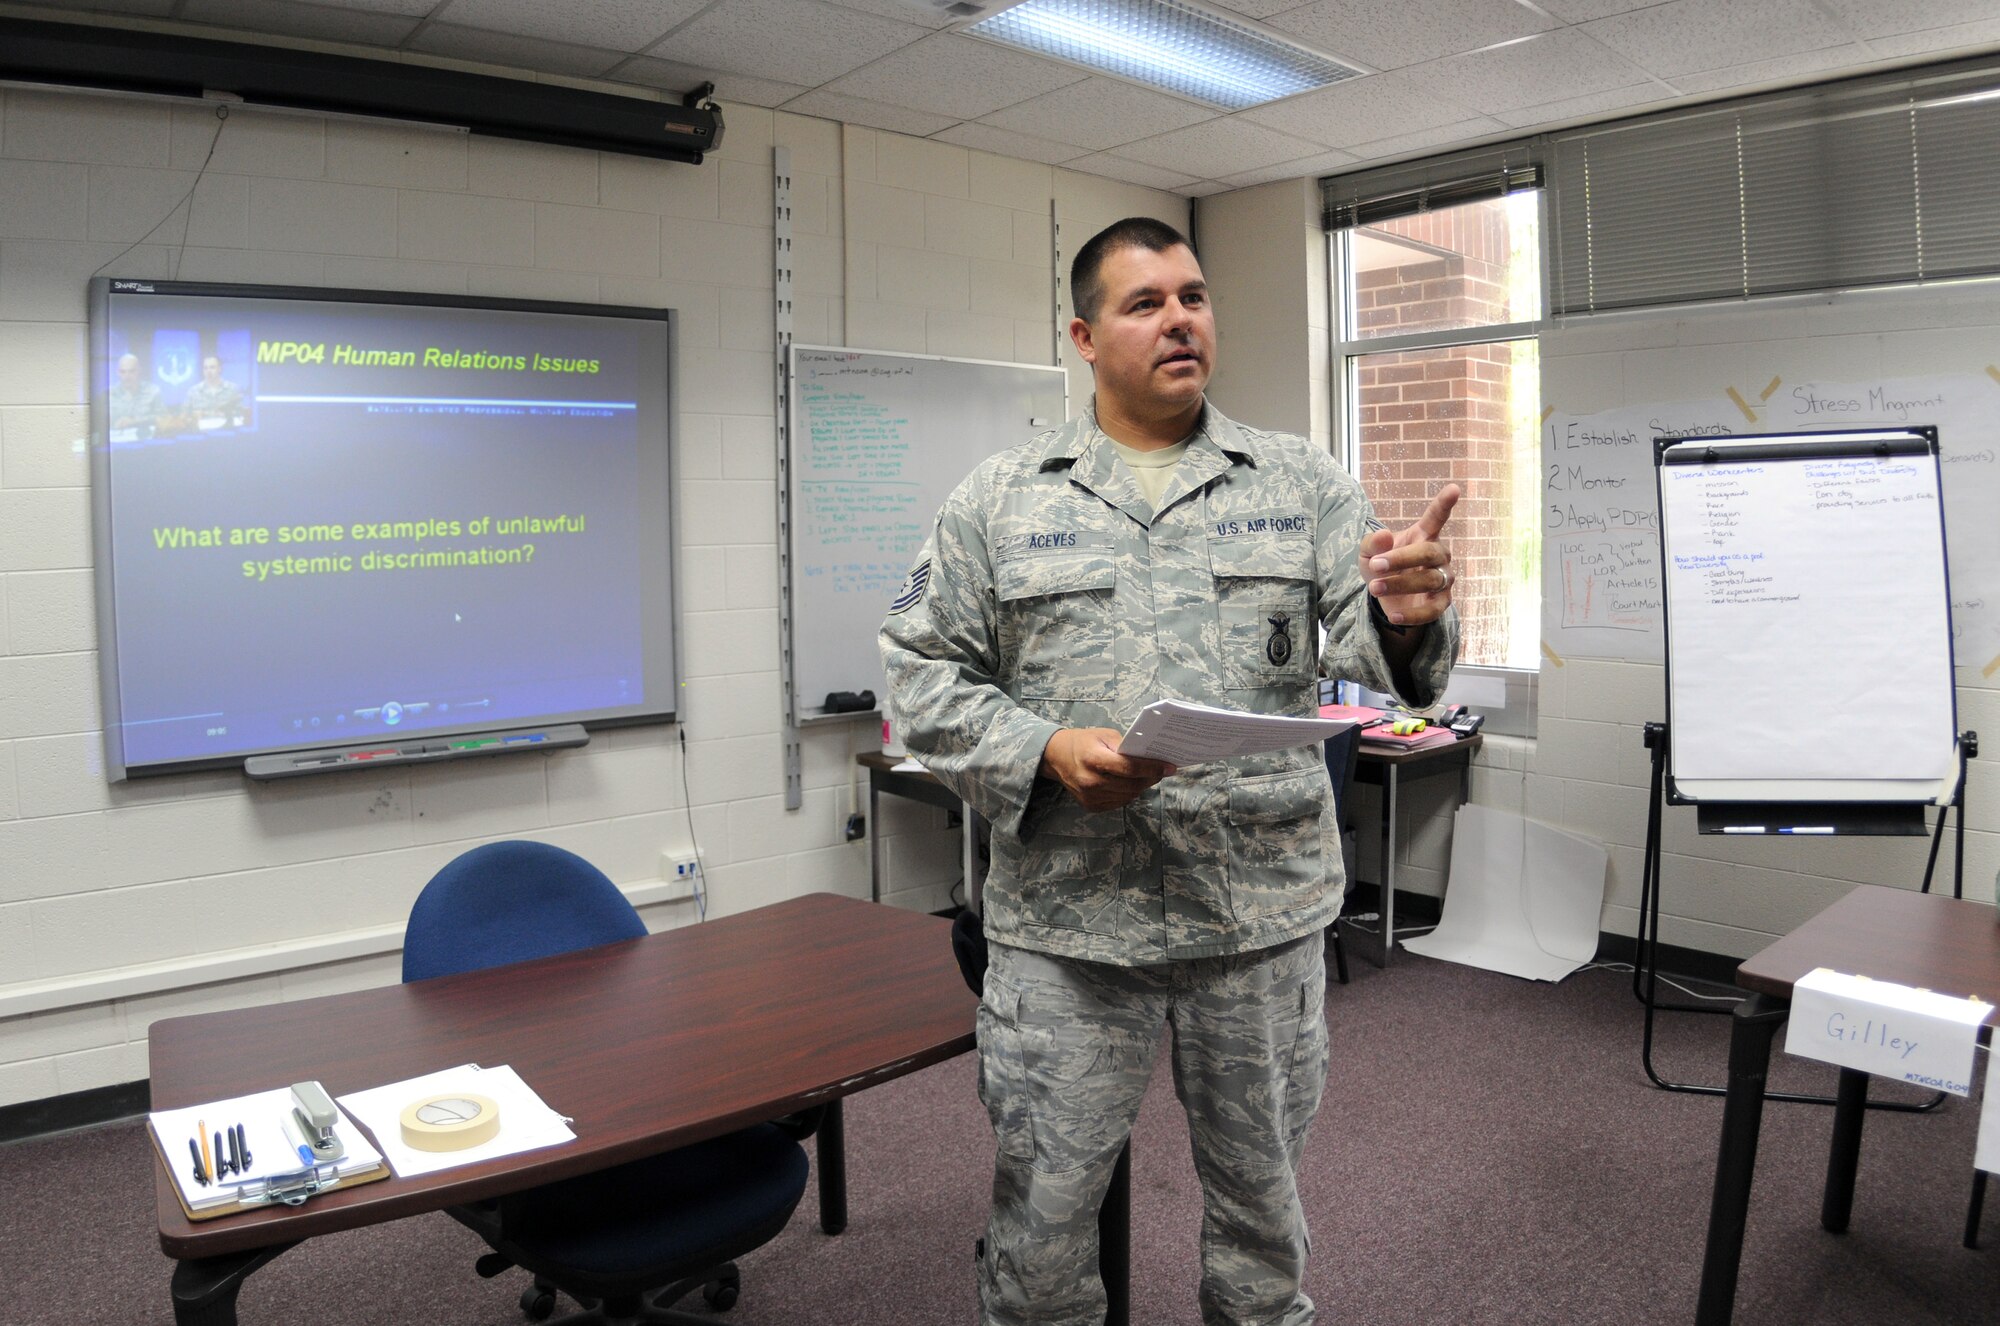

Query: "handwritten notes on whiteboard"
left=1542, top=374, right=2000, bottom=666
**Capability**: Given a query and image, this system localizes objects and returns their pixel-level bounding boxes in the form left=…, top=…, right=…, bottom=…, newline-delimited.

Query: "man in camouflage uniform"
left=881, top=217, right=1460, bottom=1326
left=184, top=356, right=245, bottom=421
left=108, top=353, right=165, bottom=432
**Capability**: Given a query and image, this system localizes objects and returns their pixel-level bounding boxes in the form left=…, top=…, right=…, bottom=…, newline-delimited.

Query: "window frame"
left=1327, top=188, right=1551, bottom=736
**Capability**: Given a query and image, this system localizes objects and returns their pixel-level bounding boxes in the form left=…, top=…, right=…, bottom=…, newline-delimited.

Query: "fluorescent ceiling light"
left=966, top=0, right=1364, bottom=111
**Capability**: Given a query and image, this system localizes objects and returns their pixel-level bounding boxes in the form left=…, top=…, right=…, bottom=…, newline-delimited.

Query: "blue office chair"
left=404, top=840, right=813, bottom=1324
left=1323, top=723, right=1364, bottom=985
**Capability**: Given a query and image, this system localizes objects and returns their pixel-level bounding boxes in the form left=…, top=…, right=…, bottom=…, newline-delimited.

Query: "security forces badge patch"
left=1266, top=612, right=1293, bottom=666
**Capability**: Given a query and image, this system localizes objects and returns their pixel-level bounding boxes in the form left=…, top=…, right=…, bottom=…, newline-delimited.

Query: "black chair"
left=404, top=840, right=814, bottom=1324
left=1324, top=721, right=1364, bottom=985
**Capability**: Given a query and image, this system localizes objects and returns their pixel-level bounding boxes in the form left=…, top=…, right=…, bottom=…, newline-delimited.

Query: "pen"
left=189, top=1137, right=208, bottom=1186
left=281, top=1110, right=315, bottom=1166
left=199, top=1119, right=213, bottom=1183
left=237, top=1122, right=252, bottom=1171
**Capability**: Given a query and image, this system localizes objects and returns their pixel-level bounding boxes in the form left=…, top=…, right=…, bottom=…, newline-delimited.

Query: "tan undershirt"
left=1111, top=437, right=1189, bottom=510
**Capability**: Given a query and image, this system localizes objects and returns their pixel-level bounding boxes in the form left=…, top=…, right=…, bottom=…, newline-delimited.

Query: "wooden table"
left=1353, top=734, right=1481, bottom=966
left=1695, top=885, right=2000, bottom=1324
left=858, top=750, right=982, bottom=905
left=150, top=892, right=978, bottom=1325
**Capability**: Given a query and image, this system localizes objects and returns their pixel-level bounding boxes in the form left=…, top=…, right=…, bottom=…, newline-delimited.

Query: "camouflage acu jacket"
left=880, top=402, right=1458, bottom=965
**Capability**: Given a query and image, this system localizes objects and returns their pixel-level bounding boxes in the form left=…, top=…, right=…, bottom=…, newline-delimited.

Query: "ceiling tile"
left=1204, top=0, right=1301, bottom=19
left=1343, top=116, right=1508, bottom=163
left=1217, top=147, right=1356, bottom=188
left=407, top=22, right=630, bottom=77
left=1398, top=28, right=1658, bottom=114
left=1667, top=44, right=1879, bottom=97
left=930, top=121, right=1091, bottom=165
left=1266, top=0, right=1557, bottom=72
left=440, top=0, right=709, bottom=52
left=178, top=0, right=421, bottom=44
left=824, top=0, right=960, bottom=28
left=617, top=55, right=808, bottom=108
left=1241, top=69, right=1480, bottom=147
left=1814, top=0, right=2000, bottom=42
left=1116, top=116, right=1328, bottom=178
left=1529, top=0, right=1656, bottom=18
left=978, top=78, right=1217, bottom=153
left=1063, top=152, right=1200, bottom=192
left=1491, top=82, right=1671, bottom=129
left=782, top=89, right=958, bottom=137
left=1854, top=17, right=2000, bottom=60
left=655, top=0, right=930, bottom=89
left=284, top=0, right=438, bottom=13
left=1579, top=0, right=1848, bottom=80
left=1177, top=180, right=1234, bottom=197
left=21, top=0, right=177, bottom=15
left=824, top=33, right=1091, bottom=121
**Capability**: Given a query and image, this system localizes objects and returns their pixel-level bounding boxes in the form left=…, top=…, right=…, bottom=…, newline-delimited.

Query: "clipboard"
left=147, top=1085, right=389, bottom=1221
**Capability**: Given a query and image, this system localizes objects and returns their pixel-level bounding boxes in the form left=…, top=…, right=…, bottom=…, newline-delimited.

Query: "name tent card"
left=1785, top=968, right=1990, bottom=1096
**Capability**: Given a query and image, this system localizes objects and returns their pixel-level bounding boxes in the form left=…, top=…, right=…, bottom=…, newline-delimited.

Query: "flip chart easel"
left=1635, top=427, right=1971, bottom=1106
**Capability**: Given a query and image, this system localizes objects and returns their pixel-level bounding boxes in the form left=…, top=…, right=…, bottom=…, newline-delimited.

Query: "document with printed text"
left=1119, top=699, right=1352, bottom=767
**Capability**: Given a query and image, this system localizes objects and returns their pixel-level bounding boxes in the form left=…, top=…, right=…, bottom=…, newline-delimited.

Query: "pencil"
left=198, top=1118, right=213, bottom=1184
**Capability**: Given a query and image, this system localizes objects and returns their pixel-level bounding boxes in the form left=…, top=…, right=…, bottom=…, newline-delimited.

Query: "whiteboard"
left=1542, top=372, right=2000, bottom=669
left=1657, top=430, right=1958, bottom=803
left=784, top=345, right=1067, bottom=722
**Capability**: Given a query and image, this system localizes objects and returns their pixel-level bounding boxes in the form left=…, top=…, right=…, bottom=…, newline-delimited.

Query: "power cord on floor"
left=1583, top=961, right=1741, bottom=1004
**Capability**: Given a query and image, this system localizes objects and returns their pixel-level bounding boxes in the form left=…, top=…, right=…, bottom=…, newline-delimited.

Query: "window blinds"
left=1318, top=56, right=2000, bottom=317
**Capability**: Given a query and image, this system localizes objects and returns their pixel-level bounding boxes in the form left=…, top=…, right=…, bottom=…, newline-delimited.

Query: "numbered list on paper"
left=1661, top=455, right=1953, bottom=781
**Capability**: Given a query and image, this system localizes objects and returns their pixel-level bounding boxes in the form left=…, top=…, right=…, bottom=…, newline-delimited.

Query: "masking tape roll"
left=400, top=1093, right=501, bottom=1152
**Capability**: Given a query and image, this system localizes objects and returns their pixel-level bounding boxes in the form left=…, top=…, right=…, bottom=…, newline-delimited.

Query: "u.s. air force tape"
left=400, top=1093, right=502, bottom=1151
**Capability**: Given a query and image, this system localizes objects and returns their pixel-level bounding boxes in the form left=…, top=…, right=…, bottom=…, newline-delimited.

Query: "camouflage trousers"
left=977, top=934, right=1330, bottom=1326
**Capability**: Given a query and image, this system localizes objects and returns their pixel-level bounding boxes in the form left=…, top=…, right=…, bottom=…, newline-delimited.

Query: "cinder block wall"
left=0, top=84, right=1187, bottom=1108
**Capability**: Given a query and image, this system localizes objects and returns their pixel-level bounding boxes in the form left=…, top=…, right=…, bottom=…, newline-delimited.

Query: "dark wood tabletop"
left=1737, top=884, right=2000, bottom=1010
left=150, top=892, right=977, bottom=1259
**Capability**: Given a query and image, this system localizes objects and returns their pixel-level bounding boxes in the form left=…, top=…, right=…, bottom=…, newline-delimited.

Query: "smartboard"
left=784, top=345, right=1067, bottom=722
left=1657, top=429, right=1958, bottom=804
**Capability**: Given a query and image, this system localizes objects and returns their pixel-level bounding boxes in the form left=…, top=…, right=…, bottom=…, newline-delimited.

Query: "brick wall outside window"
left=1350, top=206, right=1524, bottom=665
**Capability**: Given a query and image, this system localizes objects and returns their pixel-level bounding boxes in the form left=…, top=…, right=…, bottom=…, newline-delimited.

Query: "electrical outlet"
left=659, top=849, right=703, bottom=902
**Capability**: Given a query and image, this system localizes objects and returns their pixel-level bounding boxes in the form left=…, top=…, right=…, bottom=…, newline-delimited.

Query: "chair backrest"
left=1324, top=723, right=1363, bottom=826
left=403, top=840, right=646, bottom=982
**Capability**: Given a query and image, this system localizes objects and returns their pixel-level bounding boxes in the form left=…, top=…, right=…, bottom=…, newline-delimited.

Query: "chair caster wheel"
left=519, top=1282, right=557, bottom=1321
left=703, top=1278, right=740, bottom=1310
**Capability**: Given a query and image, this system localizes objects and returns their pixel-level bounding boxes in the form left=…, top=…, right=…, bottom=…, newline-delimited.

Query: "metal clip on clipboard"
left=232, top=1159, right=344, bottom=1209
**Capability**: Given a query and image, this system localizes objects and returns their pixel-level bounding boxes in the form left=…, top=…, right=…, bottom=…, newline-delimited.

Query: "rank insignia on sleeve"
left=888, top=559, right=931, bottom=615
left=1266, top=612, right=1293, bottom=666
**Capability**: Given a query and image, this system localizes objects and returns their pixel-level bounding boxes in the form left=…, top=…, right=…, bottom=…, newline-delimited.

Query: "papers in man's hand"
left=1119, top=699, right=1352, bottom=767
left=338, top=1064, right=575, bottom=1178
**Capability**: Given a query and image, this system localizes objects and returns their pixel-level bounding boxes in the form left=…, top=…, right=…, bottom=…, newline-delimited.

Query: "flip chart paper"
left=1659, top=447, right=1954, bottom=783
left=1784, top=968, right=1990, bottom=1096
left=1118, top=699, right=1351, bottom=767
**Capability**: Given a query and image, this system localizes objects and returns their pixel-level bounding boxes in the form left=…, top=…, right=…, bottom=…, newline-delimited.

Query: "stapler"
left=289, top=1080, right=346, bottom=1163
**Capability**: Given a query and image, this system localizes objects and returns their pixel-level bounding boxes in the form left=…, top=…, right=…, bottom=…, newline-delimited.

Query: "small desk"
left=1353, top=734, right=1481, bottom=967
left=150, top=893, right=977, bottom=1325
left=859, top=750, right=982, bottom=905
left=1695, top=885, right=2000, bottom=1325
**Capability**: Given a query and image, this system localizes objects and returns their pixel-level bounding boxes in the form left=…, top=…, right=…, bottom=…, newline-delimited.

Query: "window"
left=1332, top=191, right=1543, bottom=673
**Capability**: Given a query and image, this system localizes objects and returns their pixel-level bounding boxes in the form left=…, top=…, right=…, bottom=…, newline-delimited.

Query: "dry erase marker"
left=1780, top=826, right=1834, bottom=834
left=237, top=1122, right=252, bottom=1170
left=189, top=1137, right=209, bottom=1186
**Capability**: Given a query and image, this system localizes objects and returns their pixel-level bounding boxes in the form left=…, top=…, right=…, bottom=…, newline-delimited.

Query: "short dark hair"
left=1070, top=216, right=1194, bottom=324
